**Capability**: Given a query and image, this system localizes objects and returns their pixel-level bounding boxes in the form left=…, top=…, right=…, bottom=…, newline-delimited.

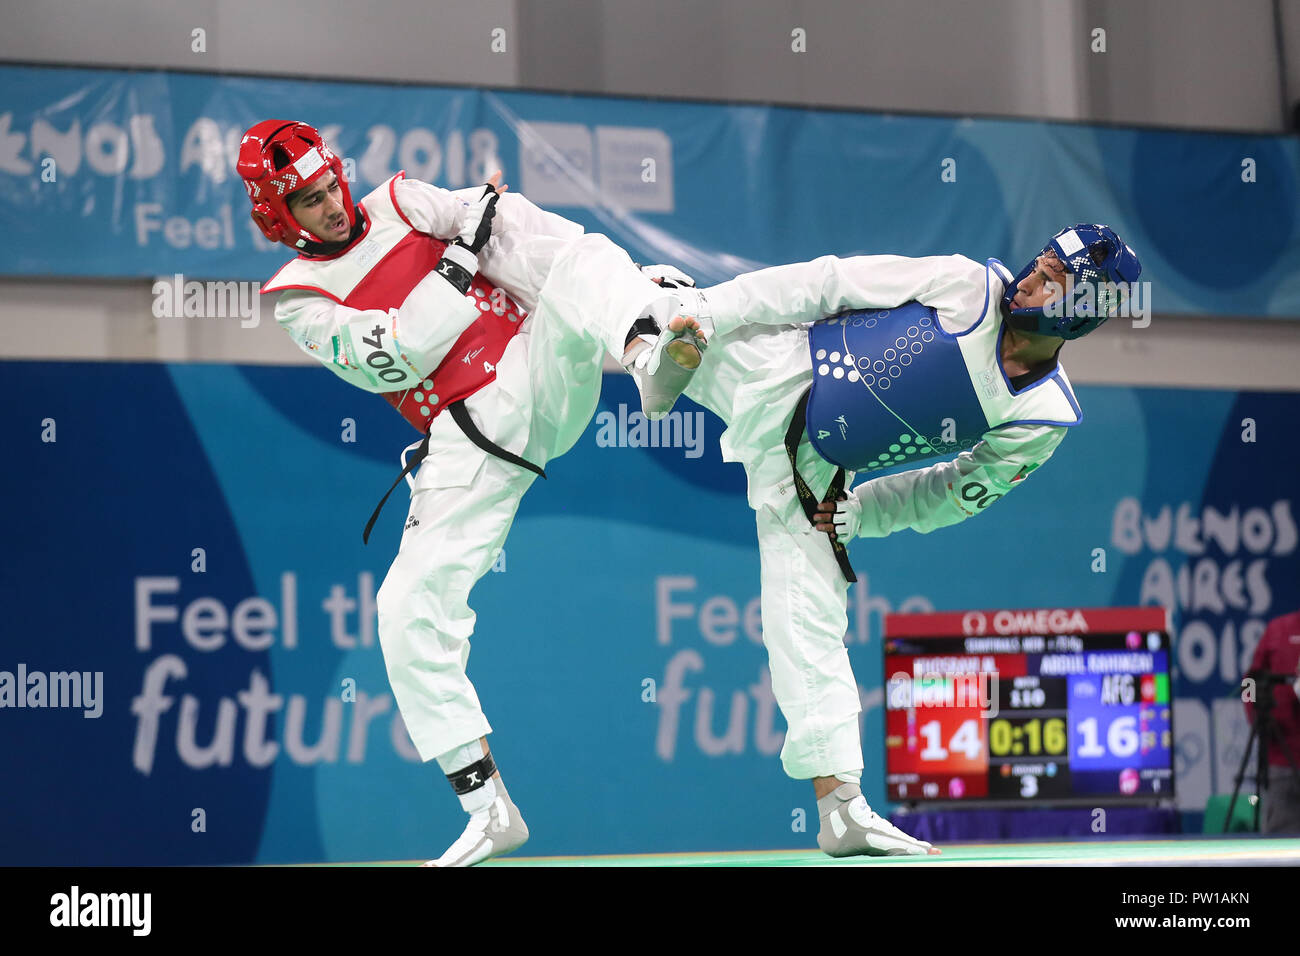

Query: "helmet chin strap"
left=1000, top=300, right=1065, bottom=363
left=297, top=208, right=365, bottom=258
left=998, top=298, right=1039, bottom=335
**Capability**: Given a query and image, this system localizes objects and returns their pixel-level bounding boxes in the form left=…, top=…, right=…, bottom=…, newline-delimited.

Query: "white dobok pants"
left=379, top=239, right=861, bottom=783
left=376, top=232, right=675, bottom=763
left=684, top=319, right=864, bottom=781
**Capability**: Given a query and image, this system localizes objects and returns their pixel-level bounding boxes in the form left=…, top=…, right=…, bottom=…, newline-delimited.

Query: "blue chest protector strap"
left=785, top=388, right=857, bottom=583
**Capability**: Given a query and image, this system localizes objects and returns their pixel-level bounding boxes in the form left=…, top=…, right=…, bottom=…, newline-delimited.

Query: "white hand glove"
left=831, top=490, right=864, bottom=540
left=640, top=263, right=696, bottom=289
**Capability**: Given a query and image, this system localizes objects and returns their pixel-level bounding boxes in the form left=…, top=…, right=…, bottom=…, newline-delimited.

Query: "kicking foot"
left=623, top=315, right=708, bottom=421
left=816, top=784, right=940, bottom=858
left=422, top=791, right=530, bottom=867
left=663, top=316, right=705, bottom=369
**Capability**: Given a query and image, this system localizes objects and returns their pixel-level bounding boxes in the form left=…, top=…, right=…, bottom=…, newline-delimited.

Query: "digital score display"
left=883, top=606, right=1174, bottom=805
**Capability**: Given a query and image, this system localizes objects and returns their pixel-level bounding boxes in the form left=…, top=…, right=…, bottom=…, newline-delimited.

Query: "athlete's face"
left=1009, top=250, right=1069, bottom=311
left=286, top=171, right=350, bottom=241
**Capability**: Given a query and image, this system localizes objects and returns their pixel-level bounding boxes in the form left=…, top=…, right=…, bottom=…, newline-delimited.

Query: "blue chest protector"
left=806, top=302, right=993, bottom=472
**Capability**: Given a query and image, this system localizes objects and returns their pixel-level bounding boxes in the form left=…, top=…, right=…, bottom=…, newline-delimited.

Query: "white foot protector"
left=422, top=793, right=530, bottom=867
left=623, top=318, right=708, bottom=421
left=816, top=783, right=936, bottom=858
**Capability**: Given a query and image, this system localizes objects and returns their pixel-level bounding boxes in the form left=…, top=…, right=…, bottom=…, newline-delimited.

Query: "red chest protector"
left=263, top=172, right=529, bottom=433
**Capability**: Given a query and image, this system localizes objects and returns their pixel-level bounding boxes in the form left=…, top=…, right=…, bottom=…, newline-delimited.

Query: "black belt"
left=362, top=399, right=546, bottom=545
left=784, top=388, right=856, bottom=583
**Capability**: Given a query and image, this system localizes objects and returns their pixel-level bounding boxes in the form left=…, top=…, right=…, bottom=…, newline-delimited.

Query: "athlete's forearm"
left=389, top=178, right=473, bottom=238
left=395, top=180, right=584, bottom=311
left=275, top=277, right=479, bottom=395
left=702, top=254, right=971, bottom=337
left=396, top=179, right=583, bottom=245
left=852, top=425, right=1066, bottom=537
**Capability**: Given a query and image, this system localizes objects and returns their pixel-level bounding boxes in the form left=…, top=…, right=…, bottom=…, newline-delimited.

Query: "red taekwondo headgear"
left=236, top=120, right=357, bottom=251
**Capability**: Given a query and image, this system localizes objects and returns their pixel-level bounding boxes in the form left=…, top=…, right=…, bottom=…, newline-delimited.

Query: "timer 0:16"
left=988, top=717, right=1067, bottom=757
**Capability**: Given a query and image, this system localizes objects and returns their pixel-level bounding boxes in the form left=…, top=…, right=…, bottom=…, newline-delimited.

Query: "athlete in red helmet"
left=238, top=120, right=706, bottom=866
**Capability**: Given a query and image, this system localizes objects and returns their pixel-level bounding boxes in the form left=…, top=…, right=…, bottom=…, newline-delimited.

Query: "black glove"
left=639, top=263, right=697, bottom=289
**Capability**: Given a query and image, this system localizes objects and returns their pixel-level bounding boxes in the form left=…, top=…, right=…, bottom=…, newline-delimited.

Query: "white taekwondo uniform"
left=266, top=174, right=678, bottom=763
left=684, top=253, right=1079, bottom=780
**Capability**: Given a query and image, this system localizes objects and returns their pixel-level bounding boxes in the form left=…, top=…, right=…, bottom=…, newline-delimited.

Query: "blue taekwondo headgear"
left=1002, top=224, right=1142, bottom=339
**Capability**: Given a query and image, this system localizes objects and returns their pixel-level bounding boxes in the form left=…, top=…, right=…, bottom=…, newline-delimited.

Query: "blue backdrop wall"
left=2, top=64, right=1299, bottom=316
left=1, top=360, right=1295, bottom=863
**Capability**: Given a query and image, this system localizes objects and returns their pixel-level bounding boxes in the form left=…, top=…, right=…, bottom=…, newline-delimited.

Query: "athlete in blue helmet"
left=653, top=224, right=1141, bottom=858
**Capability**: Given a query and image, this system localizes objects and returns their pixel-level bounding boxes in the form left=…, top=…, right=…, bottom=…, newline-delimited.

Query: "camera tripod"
left=1224, top=669, right=1300, bottom=833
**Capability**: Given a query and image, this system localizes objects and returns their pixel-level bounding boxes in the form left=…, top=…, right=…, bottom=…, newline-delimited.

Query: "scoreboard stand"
left=888, top=803, right=1181, bottom=843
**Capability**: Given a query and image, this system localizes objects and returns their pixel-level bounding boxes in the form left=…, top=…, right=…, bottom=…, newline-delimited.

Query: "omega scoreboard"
left=883, top=606, right=1174, bottom=805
